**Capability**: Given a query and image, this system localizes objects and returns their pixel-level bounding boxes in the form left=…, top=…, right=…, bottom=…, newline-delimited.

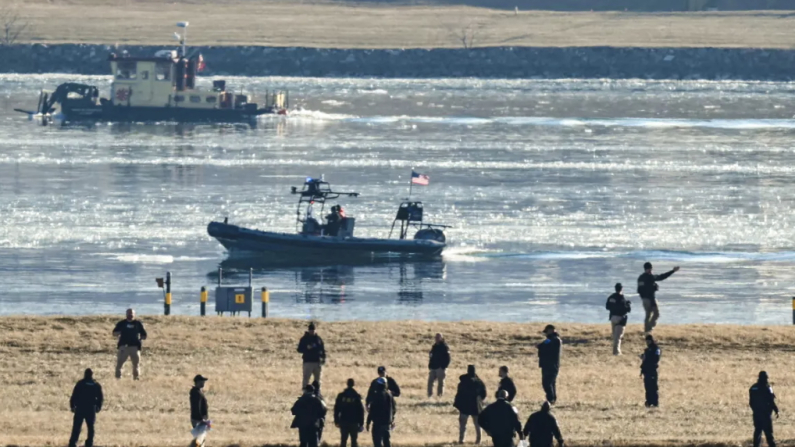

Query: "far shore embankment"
left=2, top=44, right=795, bottom=80
left=0, top=316, right=793, bottom=446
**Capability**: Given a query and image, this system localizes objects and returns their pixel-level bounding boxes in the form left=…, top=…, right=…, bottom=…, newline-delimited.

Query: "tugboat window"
left=190, top=95, right=201, bottom=103
left=174, top=95, right=185, bottom=102
left=155, top=62, right=171, bottom=81
left=141, top=71, right=149, bottom=80
left=206, top=96, right=217, bottom=103
left=115, top=61, right=137, bottom=80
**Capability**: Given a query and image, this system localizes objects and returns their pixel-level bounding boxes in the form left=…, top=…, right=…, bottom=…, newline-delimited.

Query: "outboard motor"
left=414, top=228, right=446, bottom=243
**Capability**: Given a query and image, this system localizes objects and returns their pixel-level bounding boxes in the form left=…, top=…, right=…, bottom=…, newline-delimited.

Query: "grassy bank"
left=7, top=0, right=795, bottom=49
left=0, top=317, right=793, bottom=446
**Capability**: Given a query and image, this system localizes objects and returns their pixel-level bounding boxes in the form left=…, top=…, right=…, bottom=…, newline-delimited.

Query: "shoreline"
left=1, top=316, right=793, bottom=446
left=3, top=44, right=795, bottom=80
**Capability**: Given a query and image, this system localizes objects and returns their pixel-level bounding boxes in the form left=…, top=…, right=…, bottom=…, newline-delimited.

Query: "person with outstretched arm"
left=637, top=262, right=679, bottom=333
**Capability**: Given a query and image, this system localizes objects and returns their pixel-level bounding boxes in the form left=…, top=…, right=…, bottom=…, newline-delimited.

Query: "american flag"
left=411, top=171, right=429, bottom=186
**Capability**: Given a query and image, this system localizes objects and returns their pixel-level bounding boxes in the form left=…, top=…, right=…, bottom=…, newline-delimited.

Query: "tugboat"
left=207, top=177, right=449, bottom=260
left=14, top=22, right=287, bottom=125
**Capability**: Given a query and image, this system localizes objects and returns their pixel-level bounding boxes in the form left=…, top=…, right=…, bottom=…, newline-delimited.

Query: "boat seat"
left=337, top=218, right=356, bottom=238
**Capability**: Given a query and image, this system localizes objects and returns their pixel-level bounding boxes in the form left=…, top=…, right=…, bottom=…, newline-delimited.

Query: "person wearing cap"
left=523, top=402, right=564, bottom=447
left=496, top=366, right=517, bottom=402
left=112, top=308, right=147, bottom=380
left=478, top=390, right=523, bottom=447
left=367, top=366, right=401, bottom=408
left=190, top=375, right=209, bottom=428
left=605, top=283, right=631, bottom=355
left=291, top=384, right=328, bottom=447
left=68, top=368, right=103, bottom=447
left=537, top=325, right=562, bottom=404
left=637, top=262, right=679, bottom=333
left=453, top=365, right=487, bottom=444
left=366, top=378, right=397, bottom=447
left=428, top=332, right=451, bottom=398
left=335, top=379, right=365, bottom=447
left=749, top=371, right=779, bottom=447
left=298, top=322, right=326, bottom=392
left=639, top=334, right=662, bottom=407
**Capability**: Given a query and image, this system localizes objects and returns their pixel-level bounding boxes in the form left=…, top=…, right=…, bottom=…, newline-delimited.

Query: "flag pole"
left=408, top=169, right=413, bottom=199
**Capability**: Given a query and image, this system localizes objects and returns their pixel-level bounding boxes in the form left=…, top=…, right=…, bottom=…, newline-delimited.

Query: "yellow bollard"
left=261, top=287, right=269, bottom=318
left=200, top=286, right=208, bottom=316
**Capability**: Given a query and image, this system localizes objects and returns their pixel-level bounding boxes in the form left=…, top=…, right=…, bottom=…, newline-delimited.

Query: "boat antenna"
left=176, top=21, right=189, bottom=57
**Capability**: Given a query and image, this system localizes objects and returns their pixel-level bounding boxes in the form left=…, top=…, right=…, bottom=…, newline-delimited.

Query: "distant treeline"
left=342, top=0, right=795, bottom=11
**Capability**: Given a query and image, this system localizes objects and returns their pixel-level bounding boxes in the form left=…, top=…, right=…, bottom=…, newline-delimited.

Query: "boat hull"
left=207, top=222, right=445, bottom=259
left=60, top=103, right=282, bottom=124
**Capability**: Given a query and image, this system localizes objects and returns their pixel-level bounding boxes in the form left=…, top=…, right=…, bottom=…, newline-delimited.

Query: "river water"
left=1, top=74, right=794, bottom=324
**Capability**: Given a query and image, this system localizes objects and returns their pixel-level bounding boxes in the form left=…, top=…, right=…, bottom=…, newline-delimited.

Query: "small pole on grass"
left=164, top=271, right=172, bottom=316
left=262, top=287, right=269, bottom=318
left=792, top=297, right=794, bottom=325
left=200, top=286, right=207, bottom=316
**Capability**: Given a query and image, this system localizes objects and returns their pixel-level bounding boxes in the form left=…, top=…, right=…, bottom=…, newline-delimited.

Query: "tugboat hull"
left=60, top=103, right=280, bottom=124
left=208, top=222, right=445, bottom=260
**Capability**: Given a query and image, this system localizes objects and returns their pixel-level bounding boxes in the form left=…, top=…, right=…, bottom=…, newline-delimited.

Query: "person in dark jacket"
left=367, top=366, right=401, bottom=408
left=335, top=379, right=365, bottom=447
left=523, top=402, right=564, bottom=447
left=637, top=262, right=679, bottom=333
left=640, top=334, right=661, bottom=407
left=537, top=325, right=562, bottom=404
left=291, top=384, right=328, bottom=447
left=68, top=368, right=103, bottom=447
left=453, top=365, right=487, bottom=444
left=428, top=332, right=451, bottom=398
left=113, top=308, right=147, bottom=379
left=478, top=390, right=523, bottom=447
left=750, top=371, right=779, bottom=447
left=605, top=283, right=631, bottom=355
left=367, top=379, right=397, bottom=447
left=496, top=366, right=517, bottom=402
left=190, top=375, right=209, bottom=427
left=297, top=322, right=326, bottom=392
left=311, top=380, right=327, bottom=442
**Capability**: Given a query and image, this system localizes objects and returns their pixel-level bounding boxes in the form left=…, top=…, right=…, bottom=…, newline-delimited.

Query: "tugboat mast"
left=175, top=21, right=189, bottom=57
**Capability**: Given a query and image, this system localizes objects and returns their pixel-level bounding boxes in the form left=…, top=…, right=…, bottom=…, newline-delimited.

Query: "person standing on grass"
left=189, top=375, right=209, bottom=447
left=750, top=371, right=779, bottom=447
left=605, top=283, right=631, bottom=355
left=496, top=366, right=517, bottom=402
left=639, top=334, right=661, bottom=407
left=291, top=384, right=327, bottom=447
left=478, top=390, right=523, bottom=447
left=367, top=366, right=401, bottom=408
left=68, top=368, right=103, bottom=447
left=298, top=322, right=325, bottom=392
left=537, top=325, right=561, bottom=404
left=335, top=379, right=365, bottom=447
left=637, top=262, right=679, bottom=333
left=366, top=378, right=397, bottom=447
left=523, top=402, right=564, bottom=447
left=428, top=332, right=451, bottom=398
left=113, top=308, right=147, bottom=380
left=454, top=364, right=487, bottom=444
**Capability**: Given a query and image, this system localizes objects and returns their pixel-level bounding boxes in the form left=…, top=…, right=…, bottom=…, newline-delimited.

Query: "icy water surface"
left=1, top=75, right=795, bottom=324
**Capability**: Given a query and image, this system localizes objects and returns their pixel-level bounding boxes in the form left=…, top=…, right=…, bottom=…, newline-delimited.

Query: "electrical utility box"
left=215, top=286, right=253, bottom=316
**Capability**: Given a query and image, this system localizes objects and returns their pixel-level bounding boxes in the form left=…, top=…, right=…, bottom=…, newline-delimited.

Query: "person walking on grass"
left=454, top=365, right=487, bottom=444
left=605, top=283, right=631, bottom=355
left=750, top=371, right=779, bottom=447
left=640, top=334, right=661, bottom=408
left=335, top=379, right=365, bottom=447
left=68, top=368, right=103, bottom=447
left=428, top=332, right=451, bottom=398
left=496, top=366, right=517, bottom=402
left=478, top=390, right=523, bottom=447
left=367, top=378, right=397, bottom=447
left=367, top=366, right=401, bottom=408
left=537, top=325, right=561, bottom=404
left=189, top=375, right=209, bottom=447
left=113, top=308, right=147, bottom=380
left=298, top=322, right=326, bottom=392
left=291, top=384, right=327, bottom=447
left=523, top=402, right=564, bottom=447
left=637, top=262, right=679, bottom=333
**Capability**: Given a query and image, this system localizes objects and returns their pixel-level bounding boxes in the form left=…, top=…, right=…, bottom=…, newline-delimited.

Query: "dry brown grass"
left=1, top=317, right=794, bottom=447
left=7, top=0, right=795, bottom=49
